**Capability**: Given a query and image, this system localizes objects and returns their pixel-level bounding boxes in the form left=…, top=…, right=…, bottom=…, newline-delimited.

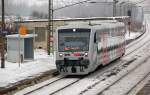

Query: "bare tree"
left=31, top=10, right=48, bottom=19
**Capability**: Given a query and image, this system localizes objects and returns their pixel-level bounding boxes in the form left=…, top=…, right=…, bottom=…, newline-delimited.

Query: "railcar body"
left=55, top=20, right=126, bottom=75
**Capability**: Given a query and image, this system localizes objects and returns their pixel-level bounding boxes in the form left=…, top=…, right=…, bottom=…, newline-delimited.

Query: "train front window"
left=58, top=29, right=91, bottom=52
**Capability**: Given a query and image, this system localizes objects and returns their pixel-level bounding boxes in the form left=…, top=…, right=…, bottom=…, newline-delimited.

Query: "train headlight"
left=85, top=52, right=88, bottom=57
left=59, top=53, right=63, bottom=57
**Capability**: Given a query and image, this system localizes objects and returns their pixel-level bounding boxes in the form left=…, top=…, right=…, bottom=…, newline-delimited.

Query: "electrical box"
left=6, top=34, right=37, bottom=63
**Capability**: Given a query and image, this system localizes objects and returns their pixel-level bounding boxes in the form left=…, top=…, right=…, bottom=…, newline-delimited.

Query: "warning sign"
left=19, top=25, right=28, bottom=35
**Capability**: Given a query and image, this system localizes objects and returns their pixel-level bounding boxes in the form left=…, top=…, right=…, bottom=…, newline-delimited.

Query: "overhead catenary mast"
left=113, top=0, right=118, bottom=17
left=0, top=0, right=5, bottom=68
left=48, top=0, right=54, bottom=55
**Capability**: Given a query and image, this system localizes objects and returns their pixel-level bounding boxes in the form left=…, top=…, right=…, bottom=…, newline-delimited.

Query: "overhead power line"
left=54, top=0, right=148, bottom=11
left=54, top=0, right=93, bottom=11
left=135, top=0, right=148, bottom=4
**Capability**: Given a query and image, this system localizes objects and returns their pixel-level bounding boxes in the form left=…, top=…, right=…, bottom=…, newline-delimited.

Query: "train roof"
left=57, top=20, right=125, bottom=30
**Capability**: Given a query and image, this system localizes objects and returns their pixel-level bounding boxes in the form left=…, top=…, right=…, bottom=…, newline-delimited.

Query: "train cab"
left=56, top=27, right=92, bottom=75
left=55, top=20, right=126, bottom=75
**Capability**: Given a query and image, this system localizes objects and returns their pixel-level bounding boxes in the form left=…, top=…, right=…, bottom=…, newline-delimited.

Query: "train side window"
left=94, top=32, right=96, bottom=43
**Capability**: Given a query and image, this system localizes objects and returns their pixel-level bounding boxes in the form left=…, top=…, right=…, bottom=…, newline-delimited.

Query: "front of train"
left=55, top=27, right=92, bottom=75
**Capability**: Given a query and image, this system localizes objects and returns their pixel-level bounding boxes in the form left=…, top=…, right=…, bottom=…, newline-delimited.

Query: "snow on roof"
left=6, top=34, right=37, bottom=38
left=14, top=16, right=130, bottom=23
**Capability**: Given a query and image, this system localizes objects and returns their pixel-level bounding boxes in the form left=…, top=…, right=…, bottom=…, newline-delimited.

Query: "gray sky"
left=1, top=0, right=149, bottom=16
left=12, top=0, right=48, bottom=6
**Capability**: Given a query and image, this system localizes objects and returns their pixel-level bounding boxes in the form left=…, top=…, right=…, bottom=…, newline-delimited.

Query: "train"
left=54, top=0, right=145, bottom=75
left=55, top=20, right=126, bottom=75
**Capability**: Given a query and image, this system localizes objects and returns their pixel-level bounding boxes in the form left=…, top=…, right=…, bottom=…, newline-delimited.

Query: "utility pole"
left=113, top=0, right=118, bottom=17
left=48, top=0, right=54, bottom=55
left=0, top=0, right=5, bottom=68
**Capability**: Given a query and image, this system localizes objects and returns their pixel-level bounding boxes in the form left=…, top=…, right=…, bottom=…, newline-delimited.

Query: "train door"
left=93, top=32, right=98, bottom=66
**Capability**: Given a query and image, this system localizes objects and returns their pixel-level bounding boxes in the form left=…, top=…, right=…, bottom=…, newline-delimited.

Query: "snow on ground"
left=82, top=46, right=150, bottom=95
left=0, top=49, right=56, bottom=88
left=0, top=30, right=143, bottom=88
left=125, top=30, right=143, bottom=40
left=102, top=55, right=150, bottom=95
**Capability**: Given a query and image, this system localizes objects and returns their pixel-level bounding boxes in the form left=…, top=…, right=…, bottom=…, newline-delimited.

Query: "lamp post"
left=1, top=0, right=5, bottom=68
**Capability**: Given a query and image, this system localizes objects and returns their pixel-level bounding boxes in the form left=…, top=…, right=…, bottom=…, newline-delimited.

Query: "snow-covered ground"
left=0, top=30, right=143, bottom=89
left=125, top=30, right=143, bottom=40
left=0, top=49, right=56, bottom=88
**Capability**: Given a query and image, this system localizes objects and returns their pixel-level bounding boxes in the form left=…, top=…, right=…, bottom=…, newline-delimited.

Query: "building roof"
left=14, top=16, right=130, bottom=23
left=6, top=34, right=37, bottom=38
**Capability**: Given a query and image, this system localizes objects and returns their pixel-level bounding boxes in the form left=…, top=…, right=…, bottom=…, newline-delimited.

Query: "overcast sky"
left=12, top=0, right=150, bottom=9
left=12, top=0, right=48, bottom=6
left=1, top=0, right=149, bottom=16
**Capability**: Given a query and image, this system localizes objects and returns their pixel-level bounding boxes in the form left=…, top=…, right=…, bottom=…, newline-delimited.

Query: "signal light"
left=85, top=52, right=88, bottom=57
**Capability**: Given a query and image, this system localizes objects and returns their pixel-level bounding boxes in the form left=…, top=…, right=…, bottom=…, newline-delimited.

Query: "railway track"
left=97, top=54, right=150, bottom=95
left=51, top=41, right=150, bottom=95
left=126, top=69, right=150, bottom=95
left=15, top=18, right=150, bottom=95
left=133, top=74, right=150, bottom=95
left=53, top=45, right=150, bottom=95
left=98, top=52, right=150, bottom=95
left=15, top=44, right=138, bottom=95
left=15, top=58, right=135, bottom=95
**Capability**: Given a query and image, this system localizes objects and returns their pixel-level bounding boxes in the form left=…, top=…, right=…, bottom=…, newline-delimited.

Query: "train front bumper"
left=56, top=59, right=90, bottom=75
